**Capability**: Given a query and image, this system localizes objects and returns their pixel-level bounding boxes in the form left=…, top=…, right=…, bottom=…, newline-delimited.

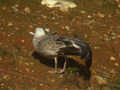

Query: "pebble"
left=119, top=53, right=120, bottom=57
left=87, top=86, right=94, bottom=90
left=114, top=62, right=119, bottom=67
left=88, top=15, right=92, bottom=19
left=12, top=4, right=19, bottom=12
left=97, top=12, right=105, bottom=18
left=118, top=4, right=120, bottom=8
left=51, top=79, right=55, bottom=82
left=31, top=70, right=34, bottom=72
left=21, top=40, right=25, bottom=43
left=29, top=25, right=34, bottom=29
left=94, top=75, right=107, bottom=85
left=0, top=83, right=5, bottom=86
left=30, top=62, right=34, bottom=65
left=8, top=22, right=13, bottom=27
left=117, top=35, right=120, bottom=38
left=15, top=4, right=19, bottom=7
left=40, top=83, right=44, bottom=86
left=84, top=34, right=88, bottom=38
left=64, top=25, right=70, bottom=31
left=41, top=0, right=77, bottom=12
left=24, top=7, right=31, bottom=14
left=25, top=62, right=30, bottom=66
left=115, top=0, right=119, bottom=3
left=64, top=88, right=69, bottom=90
left=41, top=14, right=47, bottom=19
left=80, top=10, right=86, bottom=14
left=2, top=6, right=6, bottom=10
left=3, top=75, right=9, bottom=80
left=103, top=32, right=117, bottom=41
left=0, top=57, right=2, bottom=61
left=25, top=68, right=30, bottom=72
left=108, top=14, right=112, bottom=18
left=110, top=56, right=116, bottom=61
left=94, top=46, right=100, bottom=50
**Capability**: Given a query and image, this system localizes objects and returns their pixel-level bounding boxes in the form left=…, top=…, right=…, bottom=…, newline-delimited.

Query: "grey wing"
left=55, top=36, right=82, bottom=56
left=51, top=35, right=92, bottom=68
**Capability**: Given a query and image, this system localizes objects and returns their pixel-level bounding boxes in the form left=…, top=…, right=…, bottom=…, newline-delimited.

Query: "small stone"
left=114, top=62, right=119, bottom=67
left=12, top=4, right=19, bottom=12
left=94, top=46, right=100, bottom=50
left=64, top=88, right=69, bottom=90
left=115, top=0, right=119, bottom=3
left=51, top=16, right=55, bottom=20
left=25, top=68, right=30, bottom=72
left=30, top=62, right=34, bottom=65
left=118, top=4, right=120, bottom=8
left=31, top=70, right=34, bottom=72
left=97, top=12, right=104, bottom=18
left=80, top=10, right=86, bottom=14
left=87, top=86, right=94, bottom=90
left=84, top=34, right=88, bottom=38
left=64, top=26, right=70, bottom=31
left=58, top=74, right=64, bottom=78
left=41, top=15, right=47, bottom=19
left=110, top=56, right=116, bottom=61
left=88, top=15, right=92, bottom=18
left=3, top=75, right=9, bottom=80
left=40, top=83, right=44, bottom=86
left=0, top=57, right=2, bottom=61
left=51, top=79, right=55, bottom=82
left=29, top=25, right=34, bottom=29
left=24, top=7, right=31, bottom=14
left=41, top=0, right=77, bottom=12
left=117, top=35, right=120, bottom=38
left=15, top=4, right=19, bottom=7
left=21, top=40, right=25, bottom=43
left=0, top=83, right=5, bottom=86
left=108, top=14, right=112, bottom=18
left=8, top=22, right=13, bottom=27
left=95, top=75, right=107, bottom=85
left=2, top=6, right=6, bottom=10
left=25, top=62, right=29, bottom=66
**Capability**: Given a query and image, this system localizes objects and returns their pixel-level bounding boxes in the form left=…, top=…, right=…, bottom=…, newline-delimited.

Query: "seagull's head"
left=30, top=27, right=46, bottom=38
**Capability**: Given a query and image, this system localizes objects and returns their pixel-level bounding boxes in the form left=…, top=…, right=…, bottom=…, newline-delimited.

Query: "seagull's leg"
left=58, top=58, right=67, bottom=73
left=54, top=57, right=58, bottom=73
left=48, top=57, right=58, bottom=73
left=48, top=57, right=67, bottom=74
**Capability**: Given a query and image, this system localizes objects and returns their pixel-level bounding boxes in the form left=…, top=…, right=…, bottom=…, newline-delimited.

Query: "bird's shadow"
left=32, top=51, right=91, bottom=80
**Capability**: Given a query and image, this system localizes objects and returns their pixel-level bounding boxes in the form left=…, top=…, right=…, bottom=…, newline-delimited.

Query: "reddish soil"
left=0, top=0, right=120, bottom=90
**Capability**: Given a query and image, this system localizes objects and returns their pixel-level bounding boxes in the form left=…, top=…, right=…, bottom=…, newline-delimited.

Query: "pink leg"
left=48, top=57, right=58, bottom=73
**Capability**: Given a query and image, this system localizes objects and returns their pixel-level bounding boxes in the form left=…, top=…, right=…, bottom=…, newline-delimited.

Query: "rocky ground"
left=0, top=0, right=120, bottom=90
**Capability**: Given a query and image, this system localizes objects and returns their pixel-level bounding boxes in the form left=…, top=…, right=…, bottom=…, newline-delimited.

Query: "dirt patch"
left=0, top=0, right=120, bottom=90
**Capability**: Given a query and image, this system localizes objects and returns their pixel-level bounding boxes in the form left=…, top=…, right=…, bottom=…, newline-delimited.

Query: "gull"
left=30, top=27, right=92, bottom=73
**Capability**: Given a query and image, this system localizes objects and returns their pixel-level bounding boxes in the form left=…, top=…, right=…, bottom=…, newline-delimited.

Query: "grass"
left=103, top=78, right=120, bottom=89
left=66, top=67, right=79, bottom=73
left=104, top=84, right=120, bottom=88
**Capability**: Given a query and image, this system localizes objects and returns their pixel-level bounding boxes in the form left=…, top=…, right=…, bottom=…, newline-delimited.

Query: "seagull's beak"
left=29, top=32, right=35, bottom=35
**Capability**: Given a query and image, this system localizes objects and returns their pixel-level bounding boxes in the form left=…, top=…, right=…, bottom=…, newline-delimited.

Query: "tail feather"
left=84, top=48, right=92, bottom=69
left=59, top=44, right=92, bottom=69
